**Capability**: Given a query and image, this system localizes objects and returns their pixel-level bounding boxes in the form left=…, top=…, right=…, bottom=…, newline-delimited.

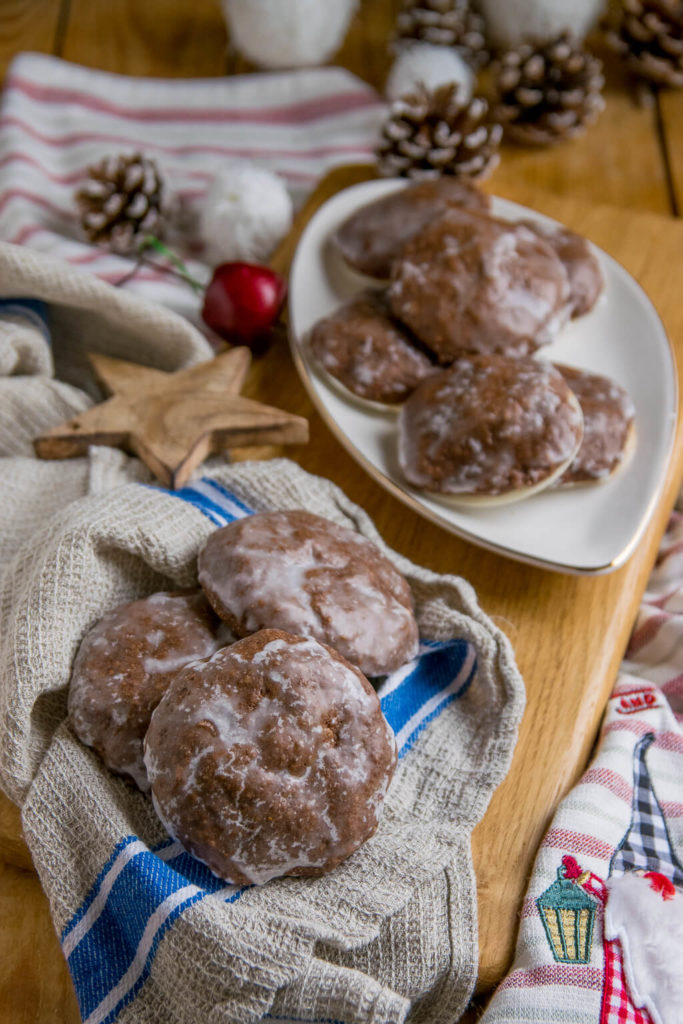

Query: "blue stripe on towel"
left=151, top=477, right=253, bottom=526
left=61, top=835, right=142, bottom=944
left=62, top=480, right=478, bottom=1022
left=65, top=840, right=242, bottom=1024
left=199, top=477, right=254, bottom=517
left=0, top=297, right=50, bottom=341
left=378, top=639, right=476, bottom=757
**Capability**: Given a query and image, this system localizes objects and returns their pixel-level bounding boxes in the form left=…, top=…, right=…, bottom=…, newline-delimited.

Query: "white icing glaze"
left=68, top=591, right=225, bottom=791
left=522, top=219, right=605, bottom=318
left=144, top=631, right=397, bottom=885
left=198, top=511, right=419, bottom=677
left=308, top=292, right=435, bottom=405
left=389, top=210, right=571, bottom=361
left=555, top=364, right=636, bottom=482
left=398, top=357, right=584, bottom=496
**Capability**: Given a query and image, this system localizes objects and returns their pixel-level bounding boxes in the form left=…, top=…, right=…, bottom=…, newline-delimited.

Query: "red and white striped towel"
left=0, top=51, right=385, bottom=324
left=480, top=508, right=683, bottom=1023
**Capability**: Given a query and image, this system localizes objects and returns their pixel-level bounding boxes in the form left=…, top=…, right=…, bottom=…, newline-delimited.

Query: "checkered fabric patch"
left=610, top=733, right=683, bottom=887
left=600, top=938, right=653, bottom=1024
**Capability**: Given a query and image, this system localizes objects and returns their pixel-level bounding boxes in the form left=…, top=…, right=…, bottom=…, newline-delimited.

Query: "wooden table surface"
left=3, top=2, right=683, bottom=1022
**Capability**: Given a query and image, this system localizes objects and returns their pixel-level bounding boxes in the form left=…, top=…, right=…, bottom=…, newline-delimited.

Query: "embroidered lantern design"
left=537, top=861, right=597, bottom=964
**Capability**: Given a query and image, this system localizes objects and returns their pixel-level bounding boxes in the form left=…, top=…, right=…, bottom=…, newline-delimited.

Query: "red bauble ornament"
left=201, top=262, right=287, bottom=348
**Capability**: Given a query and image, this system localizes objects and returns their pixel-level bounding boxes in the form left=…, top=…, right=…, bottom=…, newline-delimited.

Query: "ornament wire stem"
left=113, top=252, right=146, bottom=289
left=139, top=235, right=204, bottom=293
left=111, top=236, right=205, bottom=293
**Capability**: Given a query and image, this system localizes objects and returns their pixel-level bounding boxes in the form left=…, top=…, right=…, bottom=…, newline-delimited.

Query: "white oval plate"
left=288, top=179, right=678, bottom=574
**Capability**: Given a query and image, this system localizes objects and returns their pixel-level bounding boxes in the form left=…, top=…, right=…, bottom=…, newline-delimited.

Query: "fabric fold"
left=4, top=457, right=524, bottom=1022
left=480, top=618, right=683, bottom=1024
left=0, top=52, right=385, bottom=324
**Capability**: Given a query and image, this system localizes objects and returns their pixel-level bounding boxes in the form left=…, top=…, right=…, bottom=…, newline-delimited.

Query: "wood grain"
left=334, top=0, right=402, bottom=91
left=0, top=0, right=64, bottom=81
left=489, top=46, right=672, bottom=215
left=0, top=799, right=31, bottom=873
left=0, top=861, right=80, bottom=1024
left=657, top=89, right=683, bottom=215
left=60, top=0, right=229, bottom=77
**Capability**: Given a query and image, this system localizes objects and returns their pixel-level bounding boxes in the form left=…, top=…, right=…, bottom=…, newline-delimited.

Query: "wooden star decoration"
left=34, top=348, right=309, bottom=489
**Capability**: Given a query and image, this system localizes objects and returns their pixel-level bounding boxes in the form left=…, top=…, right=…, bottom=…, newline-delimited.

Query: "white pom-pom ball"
left=480, top=0, right=604, bottom=50
left=222, top=0, right=358, bottom=69
left=199, top=161, right=293, bottom=264
left=386, top=43, right=475, bottom=104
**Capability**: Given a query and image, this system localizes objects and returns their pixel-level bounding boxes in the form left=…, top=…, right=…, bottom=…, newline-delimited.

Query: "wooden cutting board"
left=2, top=165, right=683, bottom=1011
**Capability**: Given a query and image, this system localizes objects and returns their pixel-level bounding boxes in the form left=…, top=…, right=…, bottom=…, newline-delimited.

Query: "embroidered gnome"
left=604, top=871, right=683, bottom=1024
left=600, top=733, right=683, bottom=1024
left=534, top=734, right=683, bottom=1024
left=546, top=857, right=657, bottom=1024
left=479, top=673, right=683, bottom=1024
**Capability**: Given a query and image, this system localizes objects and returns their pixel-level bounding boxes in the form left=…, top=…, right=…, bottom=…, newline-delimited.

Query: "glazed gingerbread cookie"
left=555, top=364, right=635, bottom=485
left=308, top=291, right=435, bottom=406
left=144, top=629, right=398, bottom=885
left=333, top=177, right=491, bottom=280
left=398, top=354, right=584, bottom=502
left=523, top=220, right=604, bottom=318
left=198, top=510, right=419, bottom=677
left=68, top=591, right=226, bottom=790
left=389, top=209, right=570, bottom=363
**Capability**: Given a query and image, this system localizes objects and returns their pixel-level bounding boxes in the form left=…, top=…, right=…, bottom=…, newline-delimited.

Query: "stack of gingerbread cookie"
left=68, top=510, right=420, bottom=886
left=308, top=179, right=636, bottom=505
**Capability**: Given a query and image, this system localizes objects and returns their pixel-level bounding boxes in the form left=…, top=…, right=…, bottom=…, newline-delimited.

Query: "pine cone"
left=75, top=153, right=165, bottom=254
left=604, top=0, right=683, bottom=87
left=395, top=0, right=489, bottom=68
left=376, top=83, right=502, bottom=180
left=494, top=34, right=605, bottom=146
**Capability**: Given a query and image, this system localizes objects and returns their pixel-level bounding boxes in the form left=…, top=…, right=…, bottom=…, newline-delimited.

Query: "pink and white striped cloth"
left=481, top=508, right=683, bottom=1024
left=0, top=51, right=385, bottom=325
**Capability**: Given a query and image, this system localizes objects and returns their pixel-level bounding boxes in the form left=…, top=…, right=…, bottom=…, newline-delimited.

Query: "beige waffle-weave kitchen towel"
left=0, top=241, right=525, bottom=1024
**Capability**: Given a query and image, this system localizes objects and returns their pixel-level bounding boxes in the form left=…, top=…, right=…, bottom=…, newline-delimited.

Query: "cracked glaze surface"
left=389, top=209, right=571, bottom=363
left=68, top=591, right=227, bottom=790
left=198, top=510, right=419, bottom=677
left=334, top=176, right=490, bottom=279
left=398, top=354, right=584, bottom=495
left=144, top=629, right=398, bottom=885
left=556, top=364, right=635, bottom=484
left=309, top=290, right=436, bottom=404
